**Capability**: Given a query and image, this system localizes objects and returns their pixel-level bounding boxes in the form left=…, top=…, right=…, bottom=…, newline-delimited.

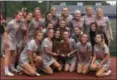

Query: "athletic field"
left=1, top=57, right=116, bottom=80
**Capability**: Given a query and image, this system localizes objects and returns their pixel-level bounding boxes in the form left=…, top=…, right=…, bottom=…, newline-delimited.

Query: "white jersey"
left=19, top=39, right=38, bottom=61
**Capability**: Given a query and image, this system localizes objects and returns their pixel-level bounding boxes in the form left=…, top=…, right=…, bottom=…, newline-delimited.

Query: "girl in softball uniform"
left=83, top=6, right=96, bottom=34
left=95, top=8, right=113, bottom=46
left=76, top=33, right=92, bottom=74
left=70, top=10, right=84, bottom=33
left=2, top=11, right=25, bottom=76
left=41, top=29, right=62, bottom=75
left=90, top=33, right=111, bottom=77
left=18, top=31, right=43, bottom=76
left=61, top=30, right=77, bottom=72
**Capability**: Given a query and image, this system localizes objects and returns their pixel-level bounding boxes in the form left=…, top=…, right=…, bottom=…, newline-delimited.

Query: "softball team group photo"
left=0, top=4, right=115, bottom=78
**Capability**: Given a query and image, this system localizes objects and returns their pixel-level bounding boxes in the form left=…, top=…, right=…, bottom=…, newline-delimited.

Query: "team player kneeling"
left=2, top=29, right=111, bottom=77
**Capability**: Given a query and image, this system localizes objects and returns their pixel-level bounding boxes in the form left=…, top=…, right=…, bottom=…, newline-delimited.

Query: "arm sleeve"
left=7, top=23, right=12, bottom=33
left=104, top=44, right=109, bottom=54
left=27, top=41, right=35, bottom=51
left=105, top=17, right=110, bottom=25
left=43, top=39, right=49, bottom=48
left=106, top=17, right=113, bottom=40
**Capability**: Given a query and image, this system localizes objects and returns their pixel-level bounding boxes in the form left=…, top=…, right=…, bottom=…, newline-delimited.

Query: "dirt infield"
left=0, top=57, right=116, bottom=80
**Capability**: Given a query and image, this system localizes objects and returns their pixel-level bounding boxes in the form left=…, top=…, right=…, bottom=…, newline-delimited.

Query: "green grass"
left=110, top=19, right=116, bottom=56
left=111, top=19, right=116, bottom=31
